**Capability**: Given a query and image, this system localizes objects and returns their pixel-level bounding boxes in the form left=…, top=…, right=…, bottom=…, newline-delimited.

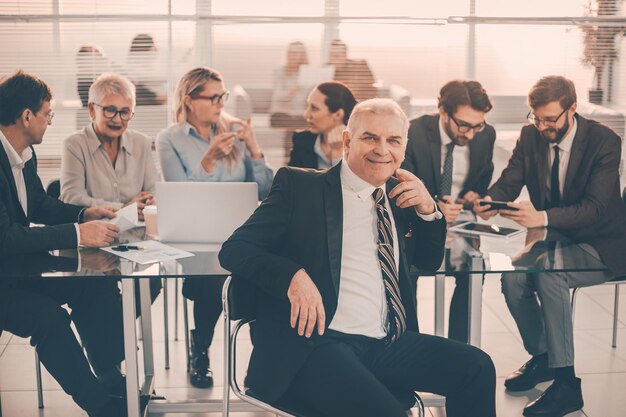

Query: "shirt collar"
left=183, top=121, right=217, bottom=140
left=551, top=116, right=577, bottom=153
left=438, top=116, right=453, bottom=146
left=340, top=159, right=380, bottom=201
left=85, top=123, right=132, bottom=155
left=0, top=129, right=33, bottom=168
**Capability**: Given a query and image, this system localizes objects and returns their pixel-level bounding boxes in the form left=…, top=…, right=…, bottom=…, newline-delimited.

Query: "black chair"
left=221, top=276, right=426, bottom=417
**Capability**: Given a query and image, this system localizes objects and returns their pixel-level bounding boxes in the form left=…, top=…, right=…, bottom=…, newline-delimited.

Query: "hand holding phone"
left=478, top=200, right=520, bottom=211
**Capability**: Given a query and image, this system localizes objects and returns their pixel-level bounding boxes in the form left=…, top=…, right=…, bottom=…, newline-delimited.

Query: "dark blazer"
left=401, top=114, right=496, bottom=199
left=219, top=163, right=446, bottom=401
left=487, top=114, right=626, bottom=275
left=287, top=130, right=319, bottom=169
left=0, top=144, right=84, bottom=255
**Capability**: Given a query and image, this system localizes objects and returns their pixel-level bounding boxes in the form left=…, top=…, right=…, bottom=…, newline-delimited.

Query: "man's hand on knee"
left=287, top=269, right=326, bottom=338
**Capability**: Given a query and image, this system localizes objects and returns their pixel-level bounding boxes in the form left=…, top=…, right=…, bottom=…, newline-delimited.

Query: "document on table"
left=108, top=203, right=139, bottom=232
left=102, top=240, right=195, bottom=264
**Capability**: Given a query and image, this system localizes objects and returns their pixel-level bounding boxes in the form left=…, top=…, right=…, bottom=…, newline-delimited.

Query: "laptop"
left=156, top=182, right=258, bottom=243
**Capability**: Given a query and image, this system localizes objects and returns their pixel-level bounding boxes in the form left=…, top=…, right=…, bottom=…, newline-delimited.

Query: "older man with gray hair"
left=61, top=72, right=158, bottom=220
left=220, top=98, right=496, bottom=417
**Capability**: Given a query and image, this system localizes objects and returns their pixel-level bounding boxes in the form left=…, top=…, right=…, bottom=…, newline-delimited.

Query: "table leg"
left=139, top=278, right=155, bottom=396
left=121, top=278, right=141, bottom=417
left=434, top=273, right=446, bottom=337
left=467, top=256, right=484, bottom=347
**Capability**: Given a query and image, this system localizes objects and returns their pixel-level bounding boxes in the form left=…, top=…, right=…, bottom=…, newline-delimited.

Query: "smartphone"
left=478, top=200, right=520, bottom=211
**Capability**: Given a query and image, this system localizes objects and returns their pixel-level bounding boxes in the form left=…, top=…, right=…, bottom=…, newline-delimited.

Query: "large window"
left=1, top=0, right=624, bottom=184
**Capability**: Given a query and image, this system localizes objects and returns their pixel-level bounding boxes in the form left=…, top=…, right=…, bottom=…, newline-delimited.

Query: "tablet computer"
left=449, top=221, right=525, bottom=239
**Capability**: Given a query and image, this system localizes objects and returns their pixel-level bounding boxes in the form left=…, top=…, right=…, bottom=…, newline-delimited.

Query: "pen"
left=111, top=245, right=144, bottom=252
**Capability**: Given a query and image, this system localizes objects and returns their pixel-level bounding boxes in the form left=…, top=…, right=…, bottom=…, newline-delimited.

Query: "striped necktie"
left=372, top=188, right=407, bottom=344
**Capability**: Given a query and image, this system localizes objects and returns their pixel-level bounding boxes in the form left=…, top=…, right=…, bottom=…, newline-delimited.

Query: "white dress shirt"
left=0, top=130, right=80, bottom=244
left=439, top=118, right=470, bottom=199
left=543, top=118, right=577, bottom=226
left=329, top=161, right=440, bottom=338
left=0, top=130, right=32, bottom=216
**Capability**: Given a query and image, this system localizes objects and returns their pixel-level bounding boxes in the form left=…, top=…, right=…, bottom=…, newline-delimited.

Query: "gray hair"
left=347, top=98, right=409, bottom=139
left=88, top=73, right=136, bottom=108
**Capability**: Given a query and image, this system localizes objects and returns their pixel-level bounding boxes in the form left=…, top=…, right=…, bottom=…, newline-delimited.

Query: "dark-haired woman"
left=288, top=81, right=357, bottom=169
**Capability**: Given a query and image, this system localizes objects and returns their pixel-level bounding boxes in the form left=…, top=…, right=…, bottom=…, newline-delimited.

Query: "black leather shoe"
left=523, top=378, right=583, bottom=417
left=505, top=356, right=555, bottom=392
left=189, top=329, right=214, bottom=388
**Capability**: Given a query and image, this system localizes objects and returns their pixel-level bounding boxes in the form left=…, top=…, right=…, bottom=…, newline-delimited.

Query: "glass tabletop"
left=0, top=221, right=610, bottom=281
left=0, top=227, right=228, bottom=281
left=415, top=222, right=609, bottom=275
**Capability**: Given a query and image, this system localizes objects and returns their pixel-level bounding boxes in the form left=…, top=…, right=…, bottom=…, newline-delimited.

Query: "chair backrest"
left=224, top=275, right=257, bottom=322
left=46, top=179, right=61, bottom=199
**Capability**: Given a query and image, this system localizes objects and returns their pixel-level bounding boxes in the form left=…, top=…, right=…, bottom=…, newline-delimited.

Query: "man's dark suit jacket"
left=401, top=114, right=496, bottom=199
left=219, top=162, right=446, bottom=402
left=288, top=130, right=319, bottom=169
left=0, top=145, right=83, bottom=255
left=487, top=114, right=626, bottom=276
left=0, top=143, right=84, bottom=332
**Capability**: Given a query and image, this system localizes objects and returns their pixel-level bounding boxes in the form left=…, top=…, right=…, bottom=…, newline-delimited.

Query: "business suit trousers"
left=281, top=330, right=496, bottom=417
left=448, top=273, right=487, bottom=343
left=2, top=279, right=124, bottom=412
left=182, top=276, right=227, bottom=345
left=501, top=244, right=611, bottom=368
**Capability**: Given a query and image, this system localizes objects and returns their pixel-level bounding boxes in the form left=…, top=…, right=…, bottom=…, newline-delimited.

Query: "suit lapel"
left=0, top=142, right=27, bottom=221
left=562, top=115, right=587, bottom=202
left=324, top=163, right=343, bottom=296
left=427, top=116, right=442, bottom=194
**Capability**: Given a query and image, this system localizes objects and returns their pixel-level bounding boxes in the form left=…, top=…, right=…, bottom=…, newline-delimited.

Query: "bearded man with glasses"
left=475, top=75, right=626, bottom=417
left=401, top=80, right=496, bottom=343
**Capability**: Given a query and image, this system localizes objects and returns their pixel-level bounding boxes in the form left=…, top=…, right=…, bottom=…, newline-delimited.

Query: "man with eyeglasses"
left=476, top=75, right=626, bottom=417
left=401, top=80, right=496, bottom=343
left=0, top=70, right=129, bottom=417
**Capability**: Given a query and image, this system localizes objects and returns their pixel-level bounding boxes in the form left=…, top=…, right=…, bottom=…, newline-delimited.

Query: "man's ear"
left=342, top=130, right=350, bottom=155
left=21, top=109, right=31, bottom=126
left=438, top=106, right=447, bottom=121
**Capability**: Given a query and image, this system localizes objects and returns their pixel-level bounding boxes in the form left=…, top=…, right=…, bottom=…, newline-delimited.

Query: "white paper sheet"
left=101, top=240, right=195, bottom=264
left=108, top=203, right=139, bottom=232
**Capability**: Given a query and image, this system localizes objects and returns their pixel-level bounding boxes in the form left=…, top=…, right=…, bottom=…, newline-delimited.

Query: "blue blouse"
left=156, top=122, right=274, bottom=199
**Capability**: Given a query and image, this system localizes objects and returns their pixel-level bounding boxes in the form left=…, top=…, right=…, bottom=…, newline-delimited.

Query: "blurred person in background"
left=156, top=66, right=273, bottom=388
left=288, top=81, right=357, bottom=169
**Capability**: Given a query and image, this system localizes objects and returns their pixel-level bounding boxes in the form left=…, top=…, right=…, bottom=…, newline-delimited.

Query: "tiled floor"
left=1, top=277, right=625, bottom=417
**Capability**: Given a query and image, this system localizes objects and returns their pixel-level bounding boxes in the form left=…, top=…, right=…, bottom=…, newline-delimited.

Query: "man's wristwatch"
left=78, top=208, right=86, bottom=224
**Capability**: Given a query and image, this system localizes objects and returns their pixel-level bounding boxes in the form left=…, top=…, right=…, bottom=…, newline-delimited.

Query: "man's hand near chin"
left=389, top=168, right=435, bottom=215
left=287, top=269, right=326, bottom=338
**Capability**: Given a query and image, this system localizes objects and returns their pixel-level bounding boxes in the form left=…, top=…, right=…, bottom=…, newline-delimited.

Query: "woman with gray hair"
left=61, top=72, right=158, bottom=220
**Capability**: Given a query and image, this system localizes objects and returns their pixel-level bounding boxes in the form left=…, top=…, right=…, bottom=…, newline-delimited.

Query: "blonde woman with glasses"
left=156, top=66, right=273, bottom=389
